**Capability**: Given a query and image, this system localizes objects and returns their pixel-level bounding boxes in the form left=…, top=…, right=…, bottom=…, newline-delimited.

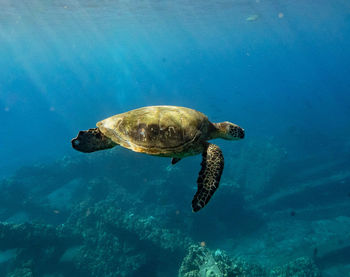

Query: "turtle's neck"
left=209, top=122, right=237, bottom=140
left=208, top=123, right=223, bottom=140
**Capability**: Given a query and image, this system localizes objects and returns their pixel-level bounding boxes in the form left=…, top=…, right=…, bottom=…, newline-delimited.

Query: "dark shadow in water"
left=131, top=256, right=181, bottom=277
left=316, top=245, right=350, bottom=269
left=104, top=223, right=183, bottom=277
left=190, top=186, right=265, bottom=244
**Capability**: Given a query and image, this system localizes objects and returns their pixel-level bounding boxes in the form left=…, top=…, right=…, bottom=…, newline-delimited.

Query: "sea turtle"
left=71, top=106, right=244, bottom=212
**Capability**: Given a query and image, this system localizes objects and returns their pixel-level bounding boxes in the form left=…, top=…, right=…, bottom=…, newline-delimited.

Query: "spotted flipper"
left=171, top=158, right=181, bottom=165
left=192, top=143, right=224, bottom=212
left=71, top=128, right=117, bottom=153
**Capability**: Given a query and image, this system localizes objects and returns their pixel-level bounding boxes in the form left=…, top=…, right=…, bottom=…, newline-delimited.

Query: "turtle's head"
left=71, top=128, right=117, bottom=153
left=213, top=122, right=245, bottom=140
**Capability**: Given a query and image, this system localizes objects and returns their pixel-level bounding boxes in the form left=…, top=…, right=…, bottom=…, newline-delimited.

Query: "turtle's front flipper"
left=192, top=143, right=224, bottom=212
left=71, top=128, right=117, bottom=153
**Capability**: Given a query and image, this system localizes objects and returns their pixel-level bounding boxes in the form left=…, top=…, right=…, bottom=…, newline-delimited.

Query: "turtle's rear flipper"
left=192, top=143, right=224, bottom=212
left=71, top=128, right=117, bottom=153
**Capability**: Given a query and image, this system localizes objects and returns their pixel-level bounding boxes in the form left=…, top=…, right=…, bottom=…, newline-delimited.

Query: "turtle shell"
left=96, top=106, right=210, bottom=156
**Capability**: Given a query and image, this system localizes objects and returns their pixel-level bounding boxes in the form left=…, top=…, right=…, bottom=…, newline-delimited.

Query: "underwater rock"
left=0, top=148, right=342, bottom=276
left=179, top=245, right=321, bottom=277
left=178, top=244, right=266, bottom=277
left=6, top=264, right=33, bottom=277
left=0, top=153, right=194, bottom=276
left=0, top=222, right=79, bottom=251
left=0, top=222, right=81, bottom=276
left=68, top=199, right=193, bottom=252
left=65, top=198, right=193, bottom=276
left=269, top=257, right=321, bottom=277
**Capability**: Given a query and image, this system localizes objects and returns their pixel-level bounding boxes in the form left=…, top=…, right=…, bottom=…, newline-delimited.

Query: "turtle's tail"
left=71, top=128, right=117, bottom=153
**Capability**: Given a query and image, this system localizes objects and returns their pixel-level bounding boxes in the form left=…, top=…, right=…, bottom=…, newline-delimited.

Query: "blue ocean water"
left=0, top=0, right=350, bottom=276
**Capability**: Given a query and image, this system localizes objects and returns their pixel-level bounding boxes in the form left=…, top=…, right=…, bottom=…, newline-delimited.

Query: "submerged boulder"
left=269, top=257, right=321, bottom=277
left=179, top=244, right=266, bottom=277
left=179, top=245, right=321, bottom=277
left=0, top=222, right=81, bottom=277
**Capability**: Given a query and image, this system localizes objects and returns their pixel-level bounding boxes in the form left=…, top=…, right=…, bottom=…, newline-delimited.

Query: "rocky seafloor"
left=0, top=138, right=349, bottom=276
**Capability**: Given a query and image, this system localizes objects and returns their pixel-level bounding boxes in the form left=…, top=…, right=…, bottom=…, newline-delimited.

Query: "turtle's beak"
left=71, top=131, right=94, bottom=153
left=71, top=129, right=101, bottom=153
left=239, top=128, right=245, bottom=139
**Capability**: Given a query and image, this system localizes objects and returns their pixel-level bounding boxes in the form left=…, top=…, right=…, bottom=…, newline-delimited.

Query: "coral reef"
left=0, top=146, right=349, bottom=276
left=0, top=151, right=193, bottom=276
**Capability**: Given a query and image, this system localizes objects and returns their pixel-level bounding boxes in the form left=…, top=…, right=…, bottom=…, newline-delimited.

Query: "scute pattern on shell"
left=97, top=106, right=210, bottom=156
